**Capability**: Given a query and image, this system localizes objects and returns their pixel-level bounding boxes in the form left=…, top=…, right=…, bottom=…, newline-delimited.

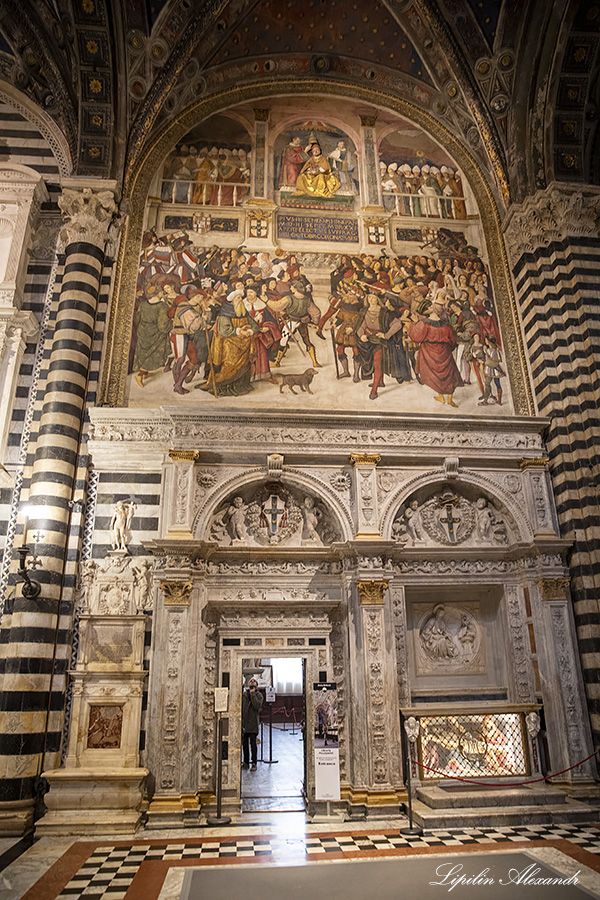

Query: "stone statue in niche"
left=393, top=491, right=511, bottom=547
left=417, top=603, right=482, bottom=671
left=209, top=486, right=340, bottom=547
left=301, top=496, right=322, bottom=544
left=475, top=497, right=508, bottom=545
left=405, top=500, right=426, bottom=543
left=109, top=500, right=136, bottom=554
left=228, top=496, right=249, bottom=543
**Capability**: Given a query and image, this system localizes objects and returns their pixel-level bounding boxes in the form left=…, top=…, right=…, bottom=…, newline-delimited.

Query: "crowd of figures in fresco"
left=380, top=161, right=467, bottom=219
left=161, top=143, right=252, bottom=206
left=131, top=230, right=504, bottom=406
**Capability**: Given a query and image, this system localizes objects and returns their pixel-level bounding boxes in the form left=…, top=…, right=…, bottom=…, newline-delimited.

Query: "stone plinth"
left=37, top=767, right=148, bottom=834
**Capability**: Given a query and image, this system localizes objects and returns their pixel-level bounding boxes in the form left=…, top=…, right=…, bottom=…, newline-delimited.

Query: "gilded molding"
left=357, top=580, right=389, bottom=605
left=519, top=457, right=550, bottom=470
left=100, top=79, right=534, bottom=417
left=169, top=450, right=200, bottom=462
left=160, top=581, right=193, bottom=606
left=351, top=453, right=382, bottom=467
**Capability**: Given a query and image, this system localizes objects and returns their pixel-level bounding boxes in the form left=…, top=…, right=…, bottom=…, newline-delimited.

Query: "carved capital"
left=253, top=108, right=270, bottom=122
left=360, top=115, right=377, bottom=128
left=504, top=183, right=600, bottom=260
left=350, top=453, right=381, bottom=467
left=519, top=457, right=550, bottom=470
left=357, top=580, right=388, bottom=605
left=58, top=187, right=117, bottom=249
left=537, top=578, right=570, bottom=601
left=168, top=449, right=199, bottom=462
left=160, top=581, right=193, bottom=606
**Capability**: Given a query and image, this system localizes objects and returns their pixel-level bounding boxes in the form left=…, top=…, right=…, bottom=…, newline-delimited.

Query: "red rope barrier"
left=413, top=748, right=599, bottom=787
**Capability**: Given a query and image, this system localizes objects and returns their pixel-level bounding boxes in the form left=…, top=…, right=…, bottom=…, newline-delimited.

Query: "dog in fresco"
left=270, top=367, right=319, bottom=394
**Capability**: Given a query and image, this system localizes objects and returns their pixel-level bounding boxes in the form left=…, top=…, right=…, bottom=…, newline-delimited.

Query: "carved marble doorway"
left=216, top=617, right=334, bottom=817
left=240, top=657, right=306, bottom=812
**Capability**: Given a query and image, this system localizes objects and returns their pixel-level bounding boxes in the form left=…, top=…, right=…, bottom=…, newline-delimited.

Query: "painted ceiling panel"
left=207, top=0, right=433, bottom=84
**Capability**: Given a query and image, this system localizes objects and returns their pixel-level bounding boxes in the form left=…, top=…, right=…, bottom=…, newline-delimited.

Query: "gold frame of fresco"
left=100, top=79, right=534, bottom=416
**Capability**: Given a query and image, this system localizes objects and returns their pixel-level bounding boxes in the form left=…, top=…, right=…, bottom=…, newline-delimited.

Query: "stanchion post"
left=264, top=689, right=278, bottom=764
left=207, top=711, right=231, bottom=826
left=400, top=716, right=423, bottom=837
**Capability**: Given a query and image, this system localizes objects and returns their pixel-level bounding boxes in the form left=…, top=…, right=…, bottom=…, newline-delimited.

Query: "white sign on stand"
left=313, top=682, right=340, bottom=801
left=214, top=687, right=229, bottom=713
left=265, top=687, right=276, bottom=703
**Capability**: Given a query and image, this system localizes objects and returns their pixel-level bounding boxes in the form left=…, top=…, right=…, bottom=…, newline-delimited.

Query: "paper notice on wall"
left=313, top=682, right=340, bottom=801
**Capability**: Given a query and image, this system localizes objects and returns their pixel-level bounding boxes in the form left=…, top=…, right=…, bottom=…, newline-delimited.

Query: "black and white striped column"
left=0, top=187, right=116, bottom=834
left=504, top=184, right=600, bottom=746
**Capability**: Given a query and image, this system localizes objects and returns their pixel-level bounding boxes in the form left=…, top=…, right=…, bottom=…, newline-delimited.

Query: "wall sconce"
left=19, top=506, right=43, bottom=601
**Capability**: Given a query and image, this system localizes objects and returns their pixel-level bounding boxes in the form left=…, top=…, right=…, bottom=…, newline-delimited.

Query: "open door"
left=240, top=657, right=306, bottom=812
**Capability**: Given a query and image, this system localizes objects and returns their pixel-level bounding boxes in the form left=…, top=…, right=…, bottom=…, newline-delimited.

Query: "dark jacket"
left=242, top=689, right=263, bottom=734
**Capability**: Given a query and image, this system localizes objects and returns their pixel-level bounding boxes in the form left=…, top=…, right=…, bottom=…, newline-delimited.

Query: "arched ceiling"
left=0, top=0, right=597, bottom=201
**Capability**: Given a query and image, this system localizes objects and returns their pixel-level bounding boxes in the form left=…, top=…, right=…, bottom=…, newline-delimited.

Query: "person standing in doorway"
left=242, top=677, right=263, bottom=771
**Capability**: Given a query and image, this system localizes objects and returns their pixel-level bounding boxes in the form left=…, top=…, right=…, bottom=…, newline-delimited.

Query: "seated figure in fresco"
left=292, top=142, right=341, bottom=199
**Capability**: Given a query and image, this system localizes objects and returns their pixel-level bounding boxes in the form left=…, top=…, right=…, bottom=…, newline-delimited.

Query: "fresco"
left=378, top=127, right=468, bottom=219
left=129, top=101, right=511, bottom=416
left=274, top=122, right=358, bottom=209
left=129, top=231, right=508, bottom=413
left=419, top=712, right=527, bottom=779
left=160, top=114, right=252, bottom=207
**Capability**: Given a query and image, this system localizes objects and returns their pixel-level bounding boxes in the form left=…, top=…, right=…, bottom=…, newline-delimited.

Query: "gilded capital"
left=350, top=453, right=381, bottom=466
left=519, top=457, right=550, bottom=470
left=537, top=578, right=570, bottom=601
left=58, top=187, right=117, bottom=249
left=357, top=580, right=388, bottom=605
left=168, top=449, right=200, bottom=462
left=160, top=580, right=193, bottom=606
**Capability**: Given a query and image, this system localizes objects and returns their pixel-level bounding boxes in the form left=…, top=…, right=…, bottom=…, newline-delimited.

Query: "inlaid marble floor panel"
left=4, top=822, right=600, bottom=900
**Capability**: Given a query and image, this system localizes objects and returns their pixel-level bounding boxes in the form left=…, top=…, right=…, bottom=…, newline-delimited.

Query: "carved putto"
left=416, top=603, right=482, bottom=671
left=208, top=484, right=340, bottom=547
left=392, top=489, right=511, bottom=547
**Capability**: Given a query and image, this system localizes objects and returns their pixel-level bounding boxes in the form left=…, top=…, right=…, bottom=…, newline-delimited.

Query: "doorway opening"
left=241, top=657, right=306, bottom=812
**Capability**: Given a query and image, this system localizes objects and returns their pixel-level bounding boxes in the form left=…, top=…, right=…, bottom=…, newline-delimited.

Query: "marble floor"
left=2, top=819, right=600, bottom=900
left=241, top=721, right=305, bottom=810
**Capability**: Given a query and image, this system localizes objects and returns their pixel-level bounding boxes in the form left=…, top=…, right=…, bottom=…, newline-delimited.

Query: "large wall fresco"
left=128, top=100, right=513, bottom=416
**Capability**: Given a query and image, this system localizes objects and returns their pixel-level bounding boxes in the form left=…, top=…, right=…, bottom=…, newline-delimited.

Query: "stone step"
left=411, top=798, right=600, bottom=829
left=416, top=784, right=568, bottom=809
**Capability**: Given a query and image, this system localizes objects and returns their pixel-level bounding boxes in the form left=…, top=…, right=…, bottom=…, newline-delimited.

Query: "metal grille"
left=419, top=712, right=528, bottom=779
